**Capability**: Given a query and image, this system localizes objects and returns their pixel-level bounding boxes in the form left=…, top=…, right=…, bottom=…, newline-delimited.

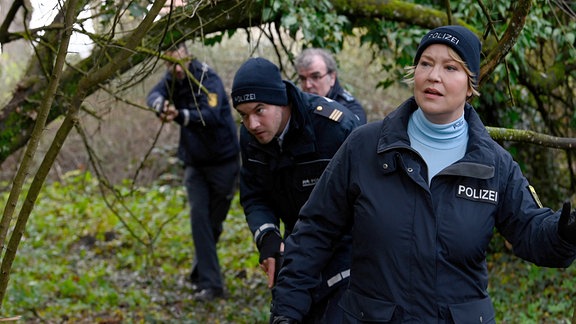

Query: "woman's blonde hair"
left=403, top=47, right=480, bottom=98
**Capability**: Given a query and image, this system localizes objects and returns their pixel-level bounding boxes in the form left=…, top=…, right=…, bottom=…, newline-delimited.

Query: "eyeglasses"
left=298, top=72, right=330, bottom=84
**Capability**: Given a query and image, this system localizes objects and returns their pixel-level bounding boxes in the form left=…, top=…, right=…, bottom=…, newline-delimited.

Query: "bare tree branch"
left=487, top=127, right=576, bottom=150
left=478, top=0, right=532, bottom=86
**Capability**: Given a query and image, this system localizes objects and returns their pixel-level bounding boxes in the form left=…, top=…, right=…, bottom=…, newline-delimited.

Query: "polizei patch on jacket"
left=208, top=93, right=218, bottom=107
left=456, top=185, right=498, bottom=204
left=301, top=177, right=319, bottom=187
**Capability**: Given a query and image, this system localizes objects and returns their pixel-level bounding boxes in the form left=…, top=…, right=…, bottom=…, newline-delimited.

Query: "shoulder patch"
left=528, top=185, right=543, bottom=208
left=314, top=105, right=343, bottom=122
left=208, top=92, right=218, bottom=107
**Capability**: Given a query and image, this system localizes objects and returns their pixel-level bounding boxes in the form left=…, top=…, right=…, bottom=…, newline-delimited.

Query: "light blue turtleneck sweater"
left=408, top=108, right=468, bottom=183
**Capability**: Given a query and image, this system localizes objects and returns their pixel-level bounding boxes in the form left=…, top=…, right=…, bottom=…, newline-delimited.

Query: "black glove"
left=558, top=201, right=576, bottom=245
left=259, top=232, right=283, bottom=263
left=271, top=315, right=298, bottom=324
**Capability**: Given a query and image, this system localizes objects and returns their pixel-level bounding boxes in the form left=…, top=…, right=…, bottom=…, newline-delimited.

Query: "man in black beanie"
left=231, top=57, right=361, bottom=323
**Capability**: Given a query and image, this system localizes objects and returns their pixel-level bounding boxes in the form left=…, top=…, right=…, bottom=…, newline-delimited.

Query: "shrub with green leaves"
left=1, top=171, right=269, bottom=323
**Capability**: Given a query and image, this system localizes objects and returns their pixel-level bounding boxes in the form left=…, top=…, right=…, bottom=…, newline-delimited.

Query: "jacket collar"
left=376, top=97, right=496, bottom=167
left=326, top=78, right=343, bottom=101
left=376, top=97, right=417, bottom=153
left=282, top=81, right=317, bottom=156
left=247, top=82, right=317, bottom=157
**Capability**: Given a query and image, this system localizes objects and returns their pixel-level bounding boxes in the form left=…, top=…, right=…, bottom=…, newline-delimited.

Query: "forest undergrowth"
left=0, top=171, right=575, bottom=323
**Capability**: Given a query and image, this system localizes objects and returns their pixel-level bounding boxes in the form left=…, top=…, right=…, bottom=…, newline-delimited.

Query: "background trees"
left=0, top=0, right=575, bottom=320
left=0, top=0, right=574, bottom=196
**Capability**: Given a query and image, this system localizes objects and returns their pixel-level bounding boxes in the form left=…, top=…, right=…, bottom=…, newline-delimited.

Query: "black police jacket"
left=146, top=59, right=239, bottom=166
left=239, top=81, right=360, bottom=298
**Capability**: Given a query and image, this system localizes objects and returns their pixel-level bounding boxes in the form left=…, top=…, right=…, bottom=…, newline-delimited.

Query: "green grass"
left=1, top=171, right=269, bottom=323
left=1, top=171, right=575, bottom=323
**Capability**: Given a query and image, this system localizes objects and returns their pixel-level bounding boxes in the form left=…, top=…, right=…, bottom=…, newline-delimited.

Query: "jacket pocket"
left=448, top=296, right=495, bottom=324
left=339, top=289, right=400, bottom=323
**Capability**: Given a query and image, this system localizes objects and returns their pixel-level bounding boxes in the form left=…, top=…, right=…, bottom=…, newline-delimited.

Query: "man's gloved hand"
left=271, top=315, right=298, bottom=324
left=259, top=232, right=283, bottom=288
left=558, top=201, right=576, bottom=245
left=259, top=232, right=283, bottom=263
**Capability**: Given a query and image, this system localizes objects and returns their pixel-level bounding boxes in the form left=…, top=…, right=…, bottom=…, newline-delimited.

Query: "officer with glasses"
left=295, top=48, right=367, bottom=124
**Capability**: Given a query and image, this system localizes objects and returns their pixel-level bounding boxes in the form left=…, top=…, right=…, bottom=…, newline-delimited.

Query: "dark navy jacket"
left=327, top=78, right=367, bottom=124
left=146, top=59, right=239, bottom=166
left=273, top=97, right=576, bottom=323
left=240, top=81, right=360, bottom=299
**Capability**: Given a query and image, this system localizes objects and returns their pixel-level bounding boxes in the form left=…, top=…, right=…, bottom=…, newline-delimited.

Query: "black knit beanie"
left=414, top=25, right=482, bottom=85
left=231, top=57, right=288, bottom=108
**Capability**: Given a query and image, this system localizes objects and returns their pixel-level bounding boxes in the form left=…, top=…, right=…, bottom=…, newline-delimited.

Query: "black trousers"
left=184, top=158, right=239, bottom=291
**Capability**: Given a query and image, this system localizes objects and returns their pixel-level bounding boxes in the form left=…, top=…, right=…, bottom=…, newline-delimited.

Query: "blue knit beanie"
left=231, top=57, right=288, bottom=108
left=414, top=25, right=482, bottom=85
